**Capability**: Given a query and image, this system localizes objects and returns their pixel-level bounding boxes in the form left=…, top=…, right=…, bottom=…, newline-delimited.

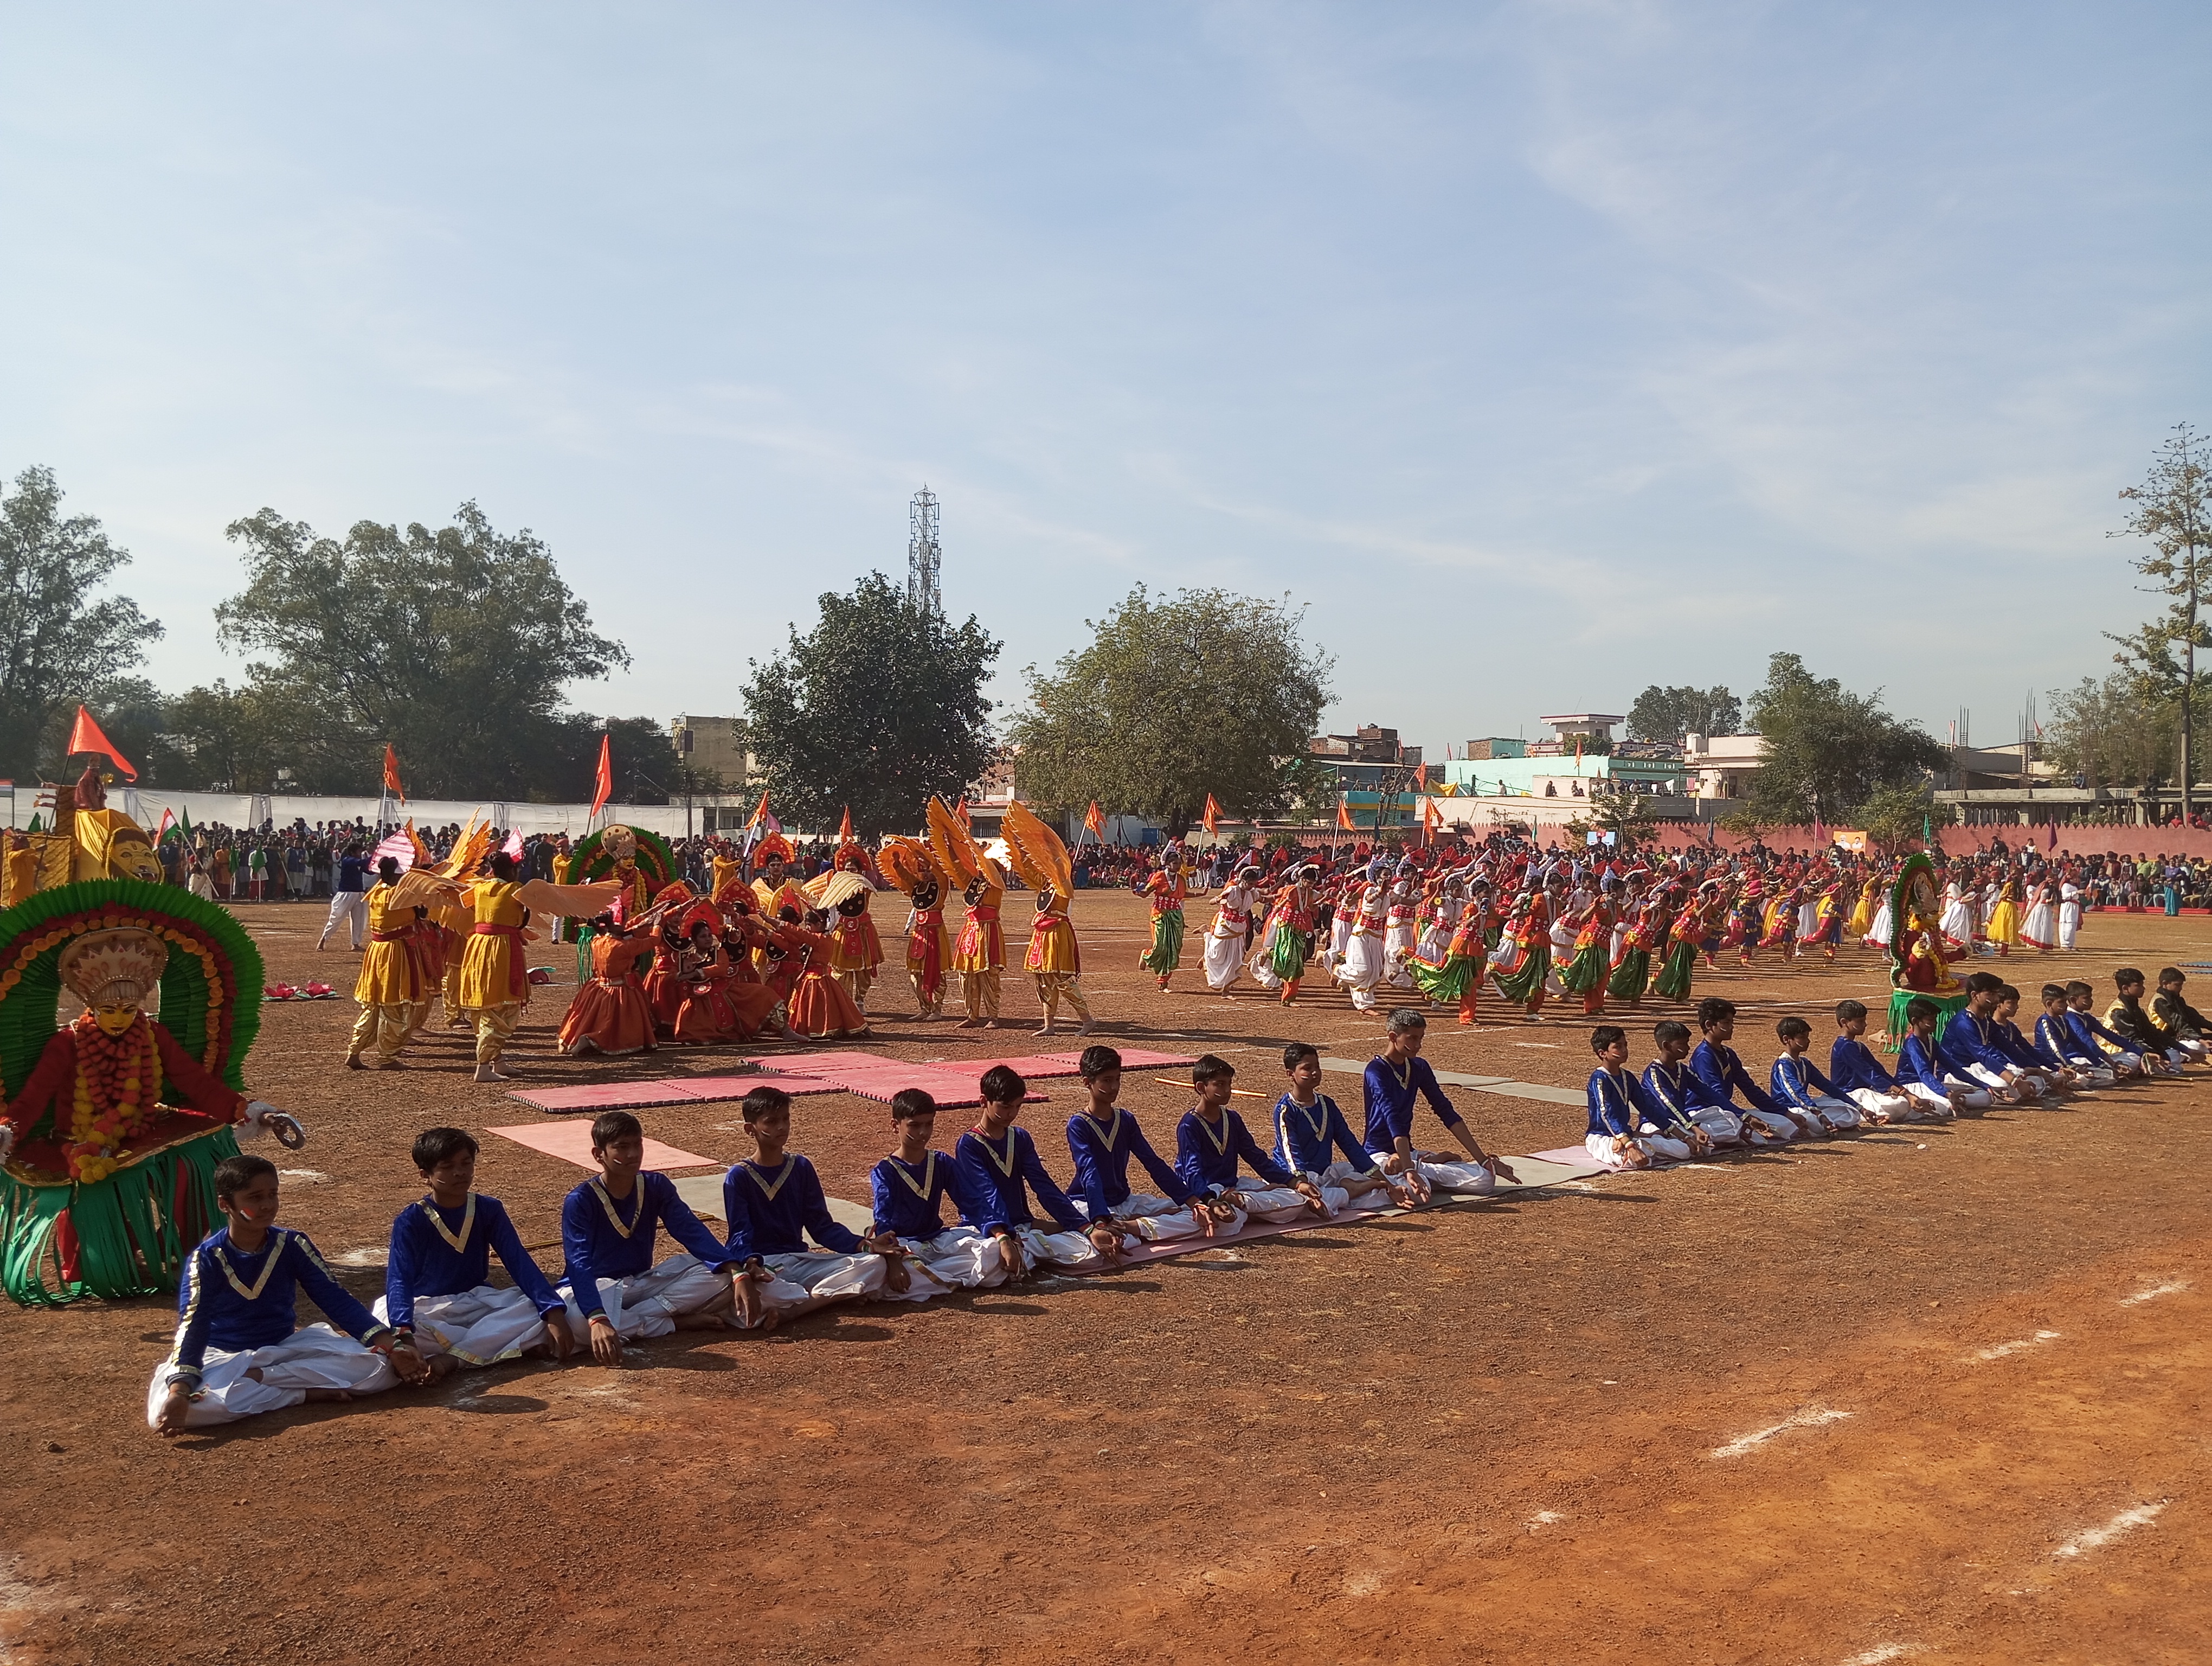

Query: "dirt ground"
left=2, top=888, right=2207, bottom=1664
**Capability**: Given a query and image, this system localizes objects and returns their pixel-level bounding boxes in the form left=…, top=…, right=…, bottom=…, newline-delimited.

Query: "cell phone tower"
left=908, top=486, right=941, bottom=617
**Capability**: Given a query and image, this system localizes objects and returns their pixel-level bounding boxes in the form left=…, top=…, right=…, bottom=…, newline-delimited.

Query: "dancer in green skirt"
left=1138, top=850, right=1189, bottom=989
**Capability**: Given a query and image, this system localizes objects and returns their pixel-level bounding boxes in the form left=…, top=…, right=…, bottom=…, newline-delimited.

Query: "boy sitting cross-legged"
left=1362, top=1008, right=1520, bottom=1192
left=955, top=1064, right=1124, bottom=1278
left=2065, top=979, right=2151, bottom=1078
left=1642, top=1020, right=1742, bottom=1149
left=1769, top=1015, right=1861, bottom=1133
left=1065, top=1044, right=1222, bottom=1245
left=558, top=1110, right=746, bottom=1365
left=1584, top=1024, right=1699, bottom=1170
left=1992, top=984, right=2082, bottom=1098
left=2108, top=967, right=2192, bottom=1072
left=378, top=1126, right=575, bottom=1377
left=152, top=1154, right=425, bottom=1433
left=724, top=1085, right=908, bottom=1330
left=1895, top=996, right=1999, bottom=1116
left=1828, top=1001, right=1920, bottom=1123
left=1273, top=1042, right=1426, bottom=1208
left=1689, top=997, right=1796, bottom=1144
left=2037, top=983, right=2121, bottom=1085
left=870, top=1088, right=1012, bottom=1298
left=1178, top=1053, right=1334, bottom=1227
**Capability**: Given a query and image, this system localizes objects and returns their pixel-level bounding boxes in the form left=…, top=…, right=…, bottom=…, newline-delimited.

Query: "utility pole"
left=908, top=487, right=941, bottom=617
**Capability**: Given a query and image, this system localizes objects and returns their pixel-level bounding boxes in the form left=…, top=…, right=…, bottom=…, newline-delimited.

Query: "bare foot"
left=1035, top=1024, right=1055, bottom=1037
left=344, top=1055, right=364, bottom=1071
left=957, top=1017, right=984, bottom=1029
left=473, top=1064, right=511, bottom=1083
left=1076, top=1018, right=1095, bottom=1035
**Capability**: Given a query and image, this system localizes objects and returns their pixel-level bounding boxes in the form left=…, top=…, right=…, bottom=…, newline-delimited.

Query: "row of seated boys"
left=151, top=1014, right=1516, bottom=1432
left=1580, top=972, right=2198, bottom=1169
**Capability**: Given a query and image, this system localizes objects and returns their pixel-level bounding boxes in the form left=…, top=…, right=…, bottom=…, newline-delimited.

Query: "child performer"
left=379, top=1127, right=574, bottom=1373
left=1065, top=1046, right=1218, bottom=1243
left=2039, top=983, right=2129, bottom=1083
left=955, top=1066, right=1123, bottom=1276
left=1251, top=867, right=1319, bottom=1005
left=1001, top=804, right=1092, bottom=1039
left=1176, top=1055, right=1332, bottom=1225
left=1689, top=998, right=1795, bottom=1144
left=953, top=862, right=1009, bottom=1030
left=558, top=1112, right=745, bottom=1364
left=1362, top=1009, right=1521, bottom=1192
left=560, top=909, right=661, bottom=1056
left=1273, top=1042, right=1425, bottom=1207
left=826, top=851, right=884, bottom=1009
left=2152, top=967, right=2212, bottom=1062
left=1139, top=850, right=1189, bottom=990
left=785, top=908, right=873, bottom=1039
left=1553, top=892, right=1612, bottom=1017
left=1203, top=866, right=1263, bottom=994
left=1828, top=1001, right=1918, bottom=1123
left=152, top=1155, right=422, bottom=1433
left=346, top=854, right=426, bottom=1071
left=1943, top=972, right=2049, bottom=1101
left=1642, top=1019, right=1741, bottom=1148
left=1410, top=894, right=1490, bottom=1027
left=723, top=1087, right=905, bottom=1330
left=457, top=850, right=532, bottom=1084
left=2083, top=976, right=2174, bottom=1074
left=1896, top=997, right=1994, bottom=1116
left=1769, top=1016, right=1861, bottom=1133
left=870, top=1089, right=1012, bottom=1297
left=1584, top=1026, right=1695, bottom=1170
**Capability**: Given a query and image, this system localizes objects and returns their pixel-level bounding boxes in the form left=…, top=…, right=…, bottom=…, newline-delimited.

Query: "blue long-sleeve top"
left=386, top=1193, right=564, bottom=1330
left=954, top=1125, right=1088, bottom=1233
left=723, top=1154, right=864, bottom=1259
left=1641, top=1059, right=1725, bottom=1129
left=559, top=1171, right=734, bottom=1317
left=870, top=1150, right=979, bottom=1241
left=1690, top=1039, right=1779, bottom=1113
left=1065, top=1107, right=1191, bottom=1216
left=1271, top=1091, right=1378, bottom=1179
left=2065, top=1008, right=2136, bottom=1055
left=1896, top=1030, right=1969, bottom=1092
left=1828, top=1036, right=1900, bottom=1095
left=1769, top=1053, right=1842, bottom=1111
left=1361, top=1055, right=1465, bottom=1156
left=165, top=1227, right=390, bottom=1388
left=1941, top=1011, right=2017, bottom=1077
left=1585, top=1067, right=1663, bottom=1138
left=2035, top=1013, right=2089, bottom=1066
left=1176, top=1106, right=1298, bottom=1196
left=1992, top=1020, right=2047, bottom=1072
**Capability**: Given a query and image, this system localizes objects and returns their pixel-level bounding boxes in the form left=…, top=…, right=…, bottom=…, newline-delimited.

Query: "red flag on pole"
left=1337, top=794, right=1356, bottom=832
left=382, top=744, right=407, bottom=804
left=955, top=800, right=973, bottom=830
left=1202, top=793, right=1222, bottom=836
left=66, top=704, right=136, bottom=780
left=838, top=805, right=853, bottom=843
left=589, top=734, right=614, bottom=818
left=745, top=789, right=770, bottom=830
left=1084, top=801, right=1106, bottom=838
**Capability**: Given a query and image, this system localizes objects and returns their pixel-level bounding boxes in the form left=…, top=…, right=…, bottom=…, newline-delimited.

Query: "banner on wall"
left=1830, top=829, right=1868, bottom=853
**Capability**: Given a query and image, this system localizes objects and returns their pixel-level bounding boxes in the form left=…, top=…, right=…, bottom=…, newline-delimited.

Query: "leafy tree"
left=215, top=501, right=629, bottom=799
left=1851, top=780, right=1954, bottom=854
left=1007, top=585, right=1334, bottom=835
left=543, top=714, right=681, bottom=806
left=741, top=573, right=1000, bottom=835
left=1626, top=684, right=1742, bottom=744
left=1737, top=652, right=1945, bottom=826
left=2044, top=671, right=2196, bottom=792
left=2106, top=423, right=2212, bottom=812
left=1566, top=781, right=1657, bottom=851
left=0, top=466, right=164, bottom=782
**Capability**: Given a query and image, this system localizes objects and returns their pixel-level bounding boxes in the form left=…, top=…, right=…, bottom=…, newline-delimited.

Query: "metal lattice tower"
left=908, top=486, right=941, bottom=616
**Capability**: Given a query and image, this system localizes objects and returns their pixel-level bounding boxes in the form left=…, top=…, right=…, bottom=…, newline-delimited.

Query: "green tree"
left=0, top=466, right=164, bottom=782
left=1737, top=652, right=1946, bottom=826
left=2044, top=671, right=2195, bottom=792
left=741, top=573, right=1000, bottom=835
left=1626, top=684, right=1741, bottom=744
left=2106, top=422, right=2212, bottom=813
left=1851, top=780, right=1954, bottom=853
left=215, top=501, right=629, bottom=798
left=1008, top=586, right=1333, bottom=835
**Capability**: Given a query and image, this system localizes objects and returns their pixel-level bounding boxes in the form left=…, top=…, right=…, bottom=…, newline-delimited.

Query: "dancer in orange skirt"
left=559, top=912, right=661, bottom=1057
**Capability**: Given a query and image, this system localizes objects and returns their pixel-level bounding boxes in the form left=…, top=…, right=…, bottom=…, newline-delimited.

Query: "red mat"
left=504, top=1080, right=712, bottom=1113
left=826, top=1062, right=1045, bottom=1108
left=484, top=1122, right=722, bottom=1171
left=685, top=1071, right=845, bottom=1098
left=935, top=1055, right=1088, bottom=1079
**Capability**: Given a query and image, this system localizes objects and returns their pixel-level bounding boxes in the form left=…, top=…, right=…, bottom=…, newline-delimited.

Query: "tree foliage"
left=2105, top=423, right=2212, bottom=802
left=214, top=501, right=629, bottom=799
left=1737, top=652, right=1945, bottom=825
left=2043, top=671, right=2195, bottom=792
left=1007, top=585, right=1334, bottom=833
left=741, top=573, right=1000, bottom=836
left=1851, top=780, right=1953, bottom=853
left=0, top=466, right=164, bottom=782
left=1626, top=683, right=1741, bottom=743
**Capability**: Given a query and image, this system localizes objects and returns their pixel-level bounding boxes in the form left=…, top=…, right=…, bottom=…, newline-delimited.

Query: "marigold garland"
left=61, top=1012, right=164, bottom=1183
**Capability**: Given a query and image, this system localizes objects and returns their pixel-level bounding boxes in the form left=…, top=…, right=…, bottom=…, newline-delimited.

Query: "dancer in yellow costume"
left=346, top=856, right=428, bottom=1071
left=878, top=837, right=953, bottom=1020
left=927, top=798, right=1007, bottom=1029
left=1002, top=801, right=1092, bottom=1037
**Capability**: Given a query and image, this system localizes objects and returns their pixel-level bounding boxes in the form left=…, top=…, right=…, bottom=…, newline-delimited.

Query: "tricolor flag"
left=156, top=807, right=176, bottom=841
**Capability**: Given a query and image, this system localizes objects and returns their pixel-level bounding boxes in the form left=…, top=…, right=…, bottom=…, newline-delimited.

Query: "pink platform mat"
left=485, top=1121, right=722, bottom=1172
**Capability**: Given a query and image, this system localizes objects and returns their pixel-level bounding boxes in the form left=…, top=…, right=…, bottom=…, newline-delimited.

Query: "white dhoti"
left=1339, top=935, right=1387, bottom=1009
left=1322, top=914, right=1354, bottom=975
left=147, top=1325, right=398, bottom=1429
left=1384, top=926, right=1418, bottom=988
left=319, top=889, right=370, bottom=949
left=1584, top=1130, right=1692, bottom=1169
left=1230, top=1184, right=1319, bottom=1223
left=561, top=1253, right=729, bottom=1342
left=1677, top=1105, right=1744, bottom=1146
left=1739, top=1107, right=1799, bottom=1140
left=1965, top=1063, right=2037, bottom=1098
left=1203, top=931, right=1246, bottom=991
left=1078, top=1190, right=1210, bottom=1244
left=1846, top=1086, right=1917, bottom=1122
left=2057, top=904, right=2081, bottom=949
left=1007, top=1222, right=1103, bottom=1269
left=1389, top=1151, right=1496, bottom=1194
left=1799, top=1092, right=1862, bottom=1130
left=737, top=1250, right=887, bottom=1327
left=374, top=1284, right=551, bottom=1367
left=2062, top=1052, right=2119, bottom=1085
left=886, top=1227, right=1013, bottom=1300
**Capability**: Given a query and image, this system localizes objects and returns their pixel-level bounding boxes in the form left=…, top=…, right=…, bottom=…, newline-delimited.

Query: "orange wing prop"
left=1001, top=800, right=1072, bottom=901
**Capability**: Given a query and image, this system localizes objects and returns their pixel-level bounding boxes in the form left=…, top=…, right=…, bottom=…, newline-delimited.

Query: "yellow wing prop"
left=926, top=797, right=983, bottom=889
left=515, top=879, right=625, bottom=920
left=438, top=812, right=494, bottom=880
left=387, top=869, right=464, bottom=914
left=804, top=870, right=874, bottom=912
left=876, top=836, right=942, bottom=894
left=1000, top=800, right=1072, bottom=901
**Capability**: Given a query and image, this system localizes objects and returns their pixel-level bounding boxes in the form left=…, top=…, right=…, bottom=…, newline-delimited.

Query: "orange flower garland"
left=0, top=909, right=230, bottom=1077
left=62, top=1012, right=163, bottom=1183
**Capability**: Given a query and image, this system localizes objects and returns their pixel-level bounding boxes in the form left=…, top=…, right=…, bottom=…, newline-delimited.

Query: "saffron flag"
left=838, top=805, right=853, bottom=843
left=1414, top=762, right=1427, bottom=789
left=66, top=705, right=136, bottom=780
left=1202, top=793, right=1222, bottom=835
left=383, top=744, right=407, bottom=804
left=745, top=789, right=771, bottom=830
left=1336, top=794, right=1356, bottom=832
left=590, top=735, right=614, bottom=818
left=1084, top=801, right=1105, bottom=837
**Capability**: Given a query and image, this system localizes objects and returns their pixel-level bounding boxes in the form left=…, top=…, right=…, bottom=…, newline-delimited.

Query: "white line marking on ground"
left=1525, top=1509, right=1563, bottom=1530
left=2054, top=1502, right=2165, bottom=1559
left=2121, top=1280, right=2190, bottom=1305
left=1840, top=1645, right=1924, bottom=1665
left=1711, top=1407, right=1851, bottom=1459
left=1972, top=1330, right=2061, bottom=1362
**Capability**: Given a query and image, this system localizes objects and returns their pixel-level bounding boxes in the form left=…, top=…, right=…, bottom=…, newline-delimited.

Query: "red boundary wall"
left=1637, top=824, right=2212, bottom=861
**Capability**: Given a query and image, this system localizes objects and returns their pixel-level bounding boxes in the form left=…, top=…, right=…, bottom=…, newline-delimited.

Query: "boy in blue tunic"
left=1944, top=972, right=2049, bottom=1103
left=1769, top=1016, right=1860, bottom=1133
left=1895, top=997, right=1994, bottom=1115
left=1361, top=1009, right=1517, bottom=1193
left=559, top=1110, right=744, bottom=1365
left=1992, top=984, right=2082, bottom=1098
left=1584, top=1025, right=1694, bottom=1169
left=871, top=1088, right=1012, bottom=1296
left=954, top=1065, right=1123, bottom=1277
left=724, top=1086, right=905, bottom=1330
left=377, top=1126, right=574, bottom=1374
left=152, top=1155, right=423, bottom=1433
left=1827, top=1001, right=1917, bottom=1123
left=1177, top=1054, right=1332, bottom=1226
left=2064, top=979, right=2153, bottom=1077
left=2037, top=983, right=2123, bottom=1085
left=1690, top=998, right=1795, bottom=1143
left=1274, top=1043, right=1424, bottom=1208
left=1642, top=1020, right=1739, bottom=1148
left=1065, top=1044, right=1220, bottom=1244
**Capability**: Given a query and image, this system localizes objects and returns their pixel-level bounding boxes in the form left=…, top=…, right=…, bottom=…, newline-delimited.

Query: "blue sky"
left=3, top=2, right=2205, bottom=755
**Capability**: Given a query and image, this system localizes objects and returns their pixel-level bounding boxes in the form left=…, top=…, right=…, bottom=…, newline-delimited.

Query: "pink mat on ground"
left=1038, top=1048, right=1198, bottom=1070
left=934, top=1055, right=1088, bottom=1079
left=826, top=1062, right=1045, bottom=1108
left=505, top=1080, right=711, bottom=1113
left=683, top=1072, right=844, bottom=1097
left=485, top=1122, right=722, bottom=1171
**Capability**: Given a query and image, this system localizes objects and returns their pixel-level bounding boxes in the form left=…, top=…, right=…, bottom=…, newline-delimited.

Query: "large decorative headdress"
left=999, top=801, right=1072, bottom=902
left=58, top=927, right=169, bottom=1011
left=571, top=823, right=678, bottom=889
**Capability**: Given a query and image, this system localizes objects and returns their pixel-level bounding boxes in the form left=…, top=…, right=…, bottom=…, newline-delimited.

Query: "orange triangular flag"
left=745, top=788, right=770, bottom=830
left=838, top=805, right=853, bottom=843
left=1084, top=801, right=1106, bottom=837
left=382, top=743, right=407, bottom=803
left=589, top=734, right=614, bottom=817
left=66, top=705, right=136, bottom=780
left=1336, top=794, right=1356, bottom=832
left=1202, top=793, right=1222, bottom=835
